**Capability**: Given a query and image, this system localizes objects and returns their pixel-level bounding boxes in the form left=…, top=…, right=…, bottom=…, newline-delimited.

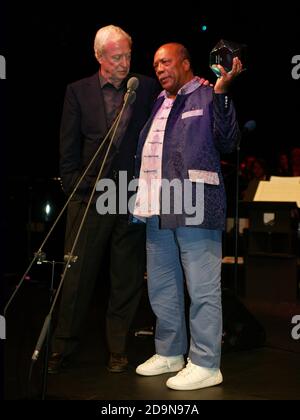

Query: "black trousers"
left=51, top=199, right=146, bottom=356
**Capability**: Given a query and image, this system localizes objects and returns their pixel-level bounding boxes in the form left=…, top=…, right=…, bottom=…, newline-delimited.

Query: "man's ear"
left=183, top=59, right=191, bottom=71
left=95, top=50, right=102, bottom=64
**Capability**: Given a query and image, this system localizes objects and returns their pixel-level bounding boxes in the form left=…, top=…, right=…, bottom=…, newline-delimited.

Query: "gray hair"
left=94, top=25, right=132, bottom=59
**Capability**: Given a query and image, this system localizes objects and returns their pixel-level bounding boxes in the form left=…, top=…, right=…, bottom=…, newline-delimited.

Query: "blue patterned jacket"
left=135, top=84, right=240, bottom=230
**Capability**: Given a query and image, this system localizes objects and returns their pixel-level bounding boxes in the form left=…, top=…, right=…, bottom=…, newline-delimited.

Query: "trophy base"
left=210, top=65, right=222, bottom=78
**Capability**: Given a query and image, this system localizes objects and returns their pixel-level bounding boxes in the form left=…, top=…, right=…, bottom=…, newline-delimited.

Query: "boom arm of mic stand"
left=31, top=98, right=129, bottom=362
left=4, top=103, right=125, bottom=316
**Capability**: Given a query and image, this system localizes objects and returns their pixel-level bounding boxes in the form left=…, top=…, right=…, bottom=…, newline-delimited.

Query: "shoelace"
left=177, top=358, right=194, bottom=376
left=145, top=354, right=174, bottom=368
left=146, top=354, right=162, bottom=364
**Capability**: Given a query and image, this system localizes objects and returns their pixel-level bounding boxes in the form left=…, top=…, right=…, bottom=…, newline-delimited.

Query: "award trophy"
left=209, top=39, right=246, bottom=77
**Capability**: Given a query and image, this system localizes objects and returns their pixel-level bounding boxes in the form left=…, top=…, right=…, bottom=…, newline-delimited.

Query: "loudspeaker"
left=221, top=289, right=266, bottom=353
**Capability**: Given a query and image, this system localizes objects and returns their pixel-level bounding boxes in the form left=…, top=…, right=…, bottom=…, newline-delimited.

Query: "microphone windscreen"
left=127, top=77, right=139, bottom=91
left=243, top=120, right=256, bottom=132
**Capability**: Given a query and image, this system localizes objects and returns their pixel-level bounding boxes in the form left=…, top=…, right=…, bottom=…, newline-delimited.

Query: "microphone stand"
left=29, top=91, right=135, bottom=399
left=231, top=121, right=256, bottom=295
left=26, top=258, right=64, bottom=400
left=233, top=134, right=241, bottom=295
left=3, top=93, right=130, bottom=317
left=41, top=259, right=64, bottom=400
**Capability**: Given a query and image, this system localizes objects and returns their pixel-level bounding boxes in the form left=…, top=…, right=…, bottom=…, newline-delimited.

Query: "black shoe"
left=107, top=353, right=128, bottom=373
left=47, top=352, right=68, bottom=374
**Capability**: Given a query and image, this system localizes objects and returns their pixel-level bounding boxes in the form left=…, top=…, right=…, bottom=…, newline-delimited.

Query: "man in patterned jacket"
left=134, top=43, right=242, bottom=390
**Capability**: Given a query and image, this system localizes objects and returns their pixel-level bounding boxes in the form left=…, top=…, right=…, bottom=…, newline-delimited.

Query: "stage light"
left=45, top=203, right=51, bottom=215
left=44, top=202, right=52, bottom=221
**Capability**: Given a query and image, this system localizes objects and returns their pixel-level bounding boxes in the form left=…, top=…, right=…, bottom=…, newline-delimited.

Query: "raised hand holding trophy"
left=210, top=39, right=247, bottom=77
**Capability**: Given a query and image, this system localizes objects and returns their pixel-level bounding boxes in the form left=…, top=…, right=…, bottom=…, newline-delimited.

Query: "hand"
left=195, top=76, right=213, bottom=87
left=214, top=57, right=243, bottom=94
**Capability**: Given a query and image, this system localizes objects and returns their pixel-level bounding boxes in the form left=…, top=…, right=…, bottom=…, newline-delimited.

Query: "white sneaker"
left=136, top=354, right=185, bottom=376
left=166, top=359, right=223, bottom=390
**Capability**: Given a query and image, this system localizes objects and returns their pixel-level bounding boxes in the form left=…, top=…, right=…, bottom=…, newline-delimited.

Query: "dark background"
left=3, top=1, right=300, bottom=273
left=1, top=1, right=300, bottom=401
left=6, top=2, right=300, bottom=178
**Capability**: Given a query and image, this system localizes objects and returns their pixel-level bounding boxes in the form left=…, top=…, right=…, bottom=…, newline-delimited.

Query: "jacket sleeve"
left=59, top=84, right=82, bottom=196
left=213, top=93, right=240, bottom=154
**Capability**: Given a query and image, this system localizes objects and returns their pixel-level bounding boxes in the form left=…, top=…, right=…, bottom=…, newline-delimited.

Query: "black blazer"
left=59, top=72, right=159, bottom=199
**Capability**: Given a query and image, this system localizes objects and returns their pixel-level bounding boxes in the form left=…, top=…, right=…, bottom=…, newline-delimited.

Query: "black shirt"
left=99, top=73, right=126, bottom=129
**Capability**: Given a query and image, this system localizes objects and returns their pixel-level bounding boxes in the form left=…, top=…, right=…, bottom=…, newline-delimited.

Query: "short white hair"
left=94, top=25, right=132, bottom=59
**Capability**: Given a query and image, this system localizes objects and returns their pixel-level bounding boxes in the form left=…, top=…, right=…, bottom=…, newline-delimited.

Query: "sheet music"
left=270, top=176, right=300, bottom=184
left=254, top=180, right=300, bottom=207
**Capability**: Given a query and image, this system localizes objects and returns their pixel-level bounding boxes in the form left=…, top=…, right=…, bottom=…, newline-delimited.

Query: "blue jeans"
left=146, top=216, right=222, bottom=368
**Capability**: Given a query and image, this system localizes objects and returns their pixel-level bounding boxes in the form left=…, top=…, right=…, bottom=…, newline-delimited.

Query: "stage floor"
left=4, top=277, right=300, bottom=400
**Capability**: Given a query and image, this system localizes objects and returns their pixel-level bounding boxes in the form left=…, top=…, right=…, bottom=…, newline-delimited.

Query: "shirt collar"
left=158, top=77, right=200, bottom=99
left=98, top=72, right=126, bottom=90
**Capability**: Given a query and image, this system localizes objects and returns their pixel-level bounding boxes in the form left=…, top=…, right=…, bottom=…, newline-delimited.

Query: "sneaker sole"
left=136, top=362, right=185, bottom=376
left=166, top=371, right=223, bottom=390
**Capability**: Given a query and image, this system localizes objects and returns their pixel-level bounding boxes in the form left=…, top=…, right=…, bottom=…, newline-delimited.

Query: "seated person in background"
left=239, top=154, right=257, bottom=197
left=243, top=158, right=269, bottom=201
left=290, top=147, right=300, bottom=176
left=240, top=155, right=256, bottom=181
left=275, top=151, right=291, bottom=176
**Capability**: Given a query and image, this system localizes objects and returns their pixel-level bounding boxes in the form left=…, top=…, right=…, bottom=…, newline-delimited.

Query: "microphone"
left=124, top=76, right=139, bottom=105
left=243, top=120, right=256, bottom=132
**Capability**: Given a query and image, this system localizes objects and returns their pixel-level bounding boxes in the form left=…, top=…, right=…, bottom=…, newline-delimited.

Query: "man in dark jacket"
left=48, top=25, right=159, bottom=374
left=134, top=43, right=242, bottom=390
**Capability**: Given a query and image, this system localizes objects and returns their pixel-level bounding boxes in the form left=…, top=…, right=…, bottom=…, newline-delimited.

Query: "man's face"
left=99, top=38, right=131, bottom=86
left=153, top=44, right=188, bottom=96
